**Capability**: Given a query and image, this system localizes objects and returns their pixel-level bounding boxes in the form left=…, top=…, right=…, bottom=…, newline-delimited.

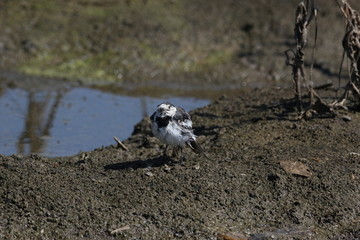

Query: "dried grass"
left=334, top=0, right=360, bottom=109
left=286, top=0, right=360, bottom=118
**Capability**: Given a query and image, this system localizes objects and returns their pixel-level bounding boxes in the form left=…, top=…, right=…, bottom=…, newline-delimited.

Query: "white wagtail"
left=150, top=102, right=208, bottom=161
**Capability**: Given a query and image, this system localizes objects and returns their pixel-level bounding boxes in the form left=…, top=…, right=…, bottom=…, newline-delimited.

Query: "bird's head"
left=156, top=102, right=176, bottom=117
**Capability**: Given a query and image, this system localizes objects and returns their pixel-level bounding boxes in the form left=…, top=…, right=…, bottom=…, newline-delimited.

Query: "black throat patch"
left=156, top=116, right=171, bottom=128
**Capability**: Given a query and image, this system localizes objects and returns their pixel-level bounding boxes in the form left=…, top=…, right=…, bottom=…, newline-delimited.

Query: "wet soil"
left=1, top=88, right=359, bottom=239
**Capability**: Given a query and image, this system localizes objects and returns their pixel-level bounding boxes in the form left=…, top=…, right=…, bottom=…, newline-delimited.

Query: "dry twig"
left=113, top=136, right=129, bottom=151
left=110, top=225, right=130, bottom=234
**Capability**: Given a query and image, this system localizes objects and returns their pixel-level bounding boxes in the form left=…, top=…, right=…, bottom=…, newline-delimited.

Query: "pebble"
left=163, top=164, right=171, bottom=172
left=342, top=115, right=351, bottom=122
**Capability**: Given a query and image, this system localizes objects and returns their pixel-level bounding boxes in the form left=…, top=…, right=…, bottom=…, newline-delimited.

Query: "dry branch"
left=113, top=136, right=129, bottom=151
left=110, top=225, right=130, bottom=234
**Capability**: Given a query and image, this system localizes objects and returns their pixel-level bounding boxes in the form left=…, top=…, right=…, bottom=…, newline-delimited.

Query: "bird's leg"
left=170, top=147, right=183, bottom=164
left=179, top=147, right=185, bottom=165
left=172, top=147, right=185, bottom=164
left=172, top=147, right=180, bottom=158
left=163, top=145, right=169, bottom=157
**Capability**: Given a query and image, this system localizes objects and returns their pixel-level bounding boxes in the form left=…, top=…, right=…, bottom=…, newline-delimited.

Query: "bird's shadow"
left=104, top=155, right=173, bottom=171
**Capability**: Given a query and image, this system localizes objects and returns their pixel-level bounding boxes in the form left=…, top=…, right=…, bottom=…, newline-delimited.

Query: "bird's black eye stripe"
left=157, top=116, right=171, bottom=128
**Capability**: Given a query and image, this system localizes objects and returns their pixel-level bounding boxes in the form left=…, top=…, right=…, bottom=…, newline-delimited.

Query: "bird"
left=150, top=102, right=208, bottom=161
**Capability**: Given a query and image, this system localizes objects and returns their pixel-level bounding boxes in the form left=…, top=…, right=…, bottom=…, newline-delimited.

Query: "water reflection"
left=0, top=86, right=210, bottom=157
left=17, top=91, right=65, bottom=155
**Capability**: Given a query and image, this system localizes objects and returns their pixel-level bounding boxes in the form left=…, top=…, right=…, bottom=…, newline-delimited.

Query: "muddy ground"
left=1, top=0, right=360, bottom=239
left=1, top=88, right=359, bottom=240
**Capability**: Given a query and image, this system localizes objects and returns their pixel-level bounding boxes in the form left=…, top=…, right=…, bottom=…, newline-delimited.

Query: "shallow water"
left=0, top=86, right=210, bottom=157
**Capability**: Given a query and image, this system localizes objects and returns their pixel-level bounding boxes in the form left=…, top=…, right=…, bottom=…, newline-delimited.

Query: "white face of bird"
left=156, top=103, right=176, bottom=117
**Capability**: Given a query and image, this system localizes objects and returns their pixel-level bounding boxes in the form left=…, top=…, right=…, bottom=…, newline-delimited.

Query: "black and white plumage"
left=150, top=102, right=206, bottom=159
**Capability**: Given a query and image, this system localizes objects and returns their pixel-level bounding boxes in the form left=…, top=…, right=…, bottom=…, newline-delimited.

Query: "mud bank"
left=1, top=88, right=359, bottom=239
left=1, top=0, right=360, bottom=88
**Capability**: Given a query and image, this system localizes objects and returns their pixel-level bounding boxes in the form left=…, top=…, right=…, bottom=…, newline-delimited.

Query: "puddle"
left=0, top=86, right=210, bottom=157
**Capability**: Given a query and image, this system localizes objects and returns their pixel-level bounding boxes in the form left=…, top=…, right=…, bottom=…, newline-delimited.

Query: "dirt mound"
left=1, top=88, right=359, bottom=239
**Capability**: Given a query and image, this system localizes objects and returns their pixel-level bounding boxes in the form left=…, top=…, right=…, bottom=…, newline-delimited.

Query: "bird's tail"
left=186, top=139, right=211, bottom=160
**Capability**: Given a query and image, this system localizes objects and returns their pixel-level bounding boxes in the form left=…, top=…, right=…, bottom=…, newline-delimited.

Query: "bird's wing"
left=173, top=106, right=193, bottom=129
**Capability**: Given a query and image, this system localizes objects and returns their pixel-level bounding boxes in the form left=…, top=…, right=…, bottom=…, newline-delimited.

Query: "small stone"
left=193, top=165, right=200, bottom=170
left=163, top=164, right=171, bottom=172
left=349, top=152, right=360, bottom=156
left=145, top=172, right=154, bottom=177
left=342, top=115, right=352, bottom=122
